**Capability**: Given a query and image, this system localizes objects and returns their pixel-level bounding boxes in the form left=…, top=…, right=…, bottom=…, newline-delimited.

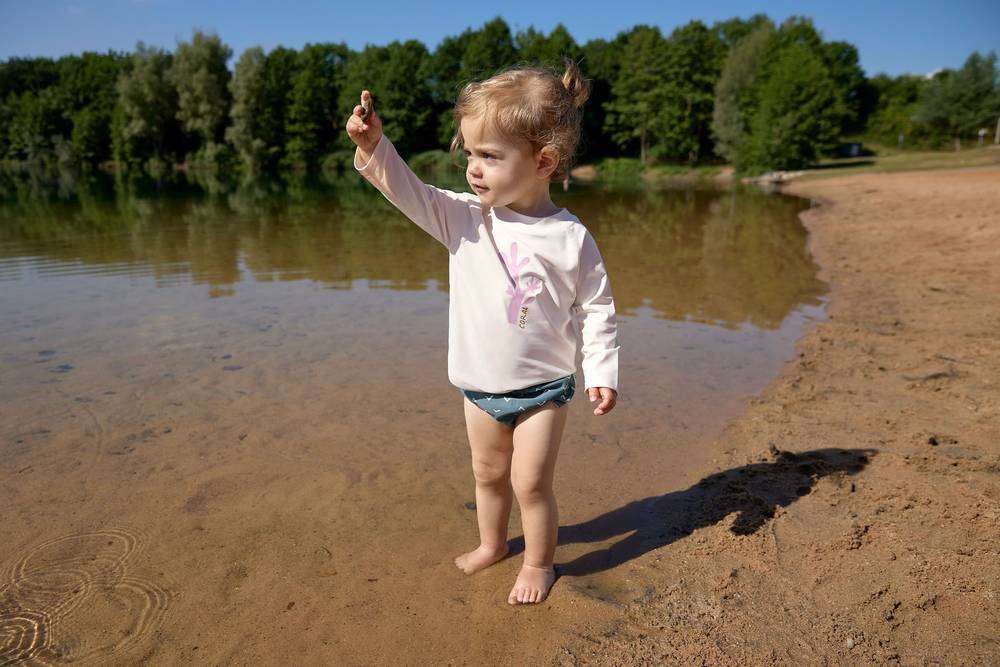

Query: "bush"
left=595, top=156, right=645, bottom=182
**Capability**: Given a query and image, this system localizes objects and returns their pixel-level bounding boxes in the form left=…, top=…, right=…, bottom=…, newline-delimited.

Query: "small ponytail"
left=561, top=57, right=591, bottom=110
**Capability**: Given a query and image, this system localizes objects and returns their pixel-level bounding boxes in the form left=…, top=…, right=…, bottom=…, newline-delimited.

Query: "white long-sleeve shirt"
left=355, top=134, right=619, bottom=394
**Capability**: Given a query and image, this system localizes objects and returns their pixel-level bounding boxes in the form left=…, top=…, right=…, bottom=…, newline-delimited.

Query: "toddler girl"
left=345, top=59, right=619, bottom=605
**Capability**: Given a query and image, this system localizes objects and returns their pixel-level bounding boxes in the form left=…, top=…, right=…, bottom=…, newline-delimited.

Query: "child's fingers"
left=346, top=118, right=369, bottom=136
left=589, top=388, right=616, bottom=415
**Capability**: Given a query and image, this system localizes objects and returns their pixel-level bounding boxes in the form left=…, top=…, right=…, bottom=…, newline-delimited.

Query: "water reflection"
left=586, top=186, right=822, bottom=328
left=1, top=171, right=821, bottom=329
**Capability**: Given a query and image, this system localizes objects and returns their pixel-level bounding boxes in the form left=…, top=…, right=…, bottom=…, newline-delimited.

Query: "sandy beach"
left=557, top=166, right=1000, bottom=664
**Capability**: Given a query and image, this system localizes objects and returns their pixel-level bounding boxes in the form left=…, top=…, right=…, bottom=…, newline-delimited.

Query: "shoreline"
left=558, top=165, right=1000, bottom=664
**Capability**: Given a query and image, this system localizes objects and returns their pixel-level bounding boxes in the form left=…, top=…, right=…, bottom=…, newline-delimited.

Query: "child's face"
left=460, top=114, right=552, bottom=209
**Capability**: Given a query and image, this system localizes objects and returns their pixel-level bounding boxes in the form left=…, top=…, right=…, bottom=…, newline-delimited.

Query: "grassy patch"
left=595, top=157, right=645, bottom=183
left=798, top=144, right=1000, bottom=181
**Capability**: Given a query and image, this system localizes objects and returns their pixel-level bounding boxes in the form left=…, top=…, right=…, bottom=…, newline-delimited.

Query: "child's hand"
left=588, top=387, right=617, bottom=416
left=345, top=89, right=382, bottom=155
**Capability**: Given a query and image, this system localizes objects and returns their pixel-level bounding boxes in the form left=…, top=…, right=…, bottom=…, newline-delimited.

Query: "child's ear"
left=536, top=146, right=560, bottom=179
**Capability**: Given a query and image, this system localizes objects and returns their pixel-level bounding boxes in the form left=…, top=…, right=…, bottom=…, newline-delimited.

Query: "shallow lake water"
left=0, top=172, right=826, bottom=664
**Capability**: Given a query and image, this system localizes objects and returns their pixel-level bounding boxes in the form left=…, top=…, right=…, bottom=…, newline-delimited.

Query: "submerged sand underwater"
left=1, top=185, right=838, bottom=663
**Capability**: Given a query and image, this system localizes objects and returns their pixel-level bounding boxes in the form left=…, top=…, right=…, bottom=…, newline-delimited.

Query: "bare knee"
left=472, top=458, right=510, bottom=488
left=511, top=475, right=552, bottom=505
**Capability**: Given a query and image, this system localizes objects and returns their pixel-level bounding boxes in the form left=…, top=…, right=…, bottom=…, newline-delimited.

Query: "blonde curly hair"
left=449, top=57, right=591, bottom=182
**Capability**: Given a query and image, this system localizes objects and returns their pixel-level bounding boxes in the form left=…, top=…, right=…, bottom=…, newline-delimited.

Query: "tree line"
left=1, top=15, right=997, bottom=178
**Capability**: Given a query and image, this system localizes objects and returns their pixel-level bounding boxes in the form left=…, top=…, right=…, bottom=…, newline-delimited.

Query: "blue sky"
left=1, top=0, right=997, bottom=77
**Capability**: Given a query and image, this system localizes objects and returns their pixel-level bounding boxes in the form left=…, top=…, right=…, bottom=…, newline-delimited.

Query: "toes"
left=508, top=571, right=556, bottom=605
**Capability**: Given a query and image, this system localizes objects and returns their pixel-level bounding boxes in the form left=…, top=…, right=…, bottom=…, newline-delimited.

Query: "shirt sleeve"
left=572, top=229, right=620, bottom=392
left=354, top=134, right=473, bottom=251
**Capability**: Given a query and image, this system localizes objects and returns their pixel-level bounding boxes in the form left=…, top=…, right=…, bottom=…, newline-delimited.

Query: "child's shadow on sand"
left=507, top=446, right=875, bottom=576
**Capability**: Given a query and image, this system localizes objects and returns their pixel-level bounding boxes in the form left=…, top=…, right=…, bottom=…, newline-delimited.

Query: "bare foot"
left=508, top=563, right=556, bottom=605
left=453, top=543, right=509, bottom=574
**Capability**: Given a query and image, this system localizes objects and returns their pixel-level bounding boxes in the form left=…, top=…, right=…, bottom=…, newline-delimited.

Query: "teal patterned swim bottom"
left=460, top=374, right=576, bottom=428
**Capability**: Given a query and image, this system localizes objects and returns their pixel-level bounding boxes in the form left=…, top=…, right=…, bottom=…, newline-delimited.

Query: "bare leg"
left=508, top=400, right=569, bottom=604
left=454, top=397, right=514, bottom=574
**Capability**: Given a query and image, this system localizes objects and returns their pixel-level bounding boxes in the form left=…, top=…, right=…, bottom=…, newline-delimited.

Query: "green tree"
left=70, top=106, right=109, bottom=164
left=259, top=47, right=299, bottom=168
left=459, top=17, right=519, bottom=80
left=167, top=30, right=233, bottom=164
left=605, top=22, right=724, bottom=164
left=915, top=50, right=1000, bottom=149
left=579, top=34, right=628, bottom=162
left=650, top=20, right=726, bottom=162
left=712, top=25, right=773, bottom=162
left=711, top=14, right=773, bottom=50
left=284, top=42, right=348, bottom=170
left=226, top=46, right=269, bottom=173
left=424, top=29, right=474, bottom=145
left=753, top=17, right=864, bottom=137
left=863, top=73, right=928, bottom=146
left=337, top=40, right=435, bottom=156
left=514, top=24, right=582, bottom=69
left=1, top=52, right=126, bottom=165
left=112, top=42, right=178, bottom=171
left=738, top=44, right=844, bottom=172
left=425, top=18, right=518, bottom=145
left=58, top=51, right=129, bottom=164
left=0, top=57, right=60, bottom=101
left=604, top=25, right=669, bottom=164
left=5, top=88, right=65, bottom=162
left=821, top=41, right=867, bottom=134
left=715, top=16, right=862, bottom=170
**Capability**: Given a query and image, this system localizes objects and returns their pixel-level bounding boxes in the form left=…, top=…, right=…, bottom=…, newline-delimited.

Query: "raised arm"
left=572, top=229, right=620, bottom=395
left=346, top=89, right=472, bottom=251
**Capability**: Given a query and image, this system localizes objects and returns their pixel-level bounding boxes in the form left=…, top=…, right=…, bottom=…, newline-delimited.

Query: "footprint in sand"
left=0, top=527, right=170, bottom=664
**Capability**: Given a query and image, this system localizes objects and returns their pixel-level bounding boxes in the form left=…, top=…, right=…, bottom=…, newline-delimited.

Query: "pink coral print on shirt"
left=500, top=241, right=543, bottom=327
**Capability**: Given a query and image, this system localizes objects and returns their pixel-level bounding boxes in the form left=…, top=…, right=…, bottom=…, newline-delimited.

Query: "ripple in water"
left=0, top=527, right=170, bottom=665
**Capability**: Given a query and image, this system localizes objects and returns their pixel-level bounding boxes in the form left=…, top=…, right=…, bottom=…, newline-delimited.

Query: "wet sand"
left=0, top=289, right=821, bottom=665
left=559, top=167, right=1000, bottom=664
